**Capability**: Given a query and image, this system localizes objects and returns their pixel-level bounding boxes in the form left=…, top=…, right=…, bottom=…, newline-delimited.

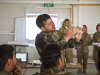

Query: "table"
left=66, top=63, right=83, bottom=75
left=21, top=63, right=41, bottom=68
left=8, top=41, right=34, bottom=52
left=8, top=43, right=29, bottom=52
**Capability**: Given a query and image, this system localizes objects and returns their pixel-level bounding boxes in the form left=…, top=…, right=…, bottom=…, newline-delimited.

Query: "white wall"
left=0, top=0, right=100, bottom=61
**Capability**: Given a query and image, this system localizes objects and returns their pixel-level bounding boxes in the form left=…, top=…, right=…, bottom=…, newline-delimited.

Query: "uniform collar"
left=45, top=67, right=61, bottom=71
left=0, top=69, right=10, bottom=75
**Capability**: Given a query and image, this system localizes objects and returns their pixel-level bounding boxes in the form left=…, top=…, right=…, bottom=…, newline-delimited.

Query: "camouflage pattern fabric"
left=76, top=31, right=91, bottom=69
left=93, top=32, right=100, bottom=72
left=35, top=30, right=81, bottom=72
left=35, top=30, right=75, bottom=56
left=36, top=67, right=74, bottom=75
left=0, top=70, right=11, bottom=75
left=59, top=25, right=73, bottom=63
left=62, top=48, right=73, bottom=63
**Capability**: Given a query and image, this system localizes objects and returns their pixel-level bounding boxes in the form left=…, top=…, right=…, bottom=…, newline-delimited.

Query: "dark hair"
left=83, top=25, right=87, bottom=29
left=36, top=14, right=50, bottom=28
left=41, top=44, right=61, bottom=69
left=65, top=19, right=69, bottom=21
left=96, top=23, right=100, bottom=31
left=0, top=44, right=15, bottom=71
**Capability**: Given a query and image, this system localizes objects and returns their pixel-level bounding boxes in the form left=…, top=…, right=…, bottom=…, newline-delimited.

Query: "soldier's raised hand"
left=75, top=26, right=83, bottom=42
left=64, top=26, right=74, bottom=42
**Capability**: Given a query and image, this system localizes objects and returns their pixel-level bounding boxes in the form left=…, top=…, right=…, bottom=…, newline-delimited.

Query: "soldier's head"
left=41, top=44, right=64, bottom=69
left=0, top=44, right=16, bottom=73
left=36, top=14, right=55, bottom=33
left=96, top=23, right=100, bottom=32
left=82, top=25, right=87, bottom=33
left=62, top=19, right=69, bottom=27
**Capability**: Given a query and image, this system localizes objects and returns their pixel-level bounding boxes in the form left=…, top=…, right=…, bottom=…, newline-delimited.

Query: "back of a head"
left=41, top=44, right=61, bottom=69
left=0, top=44, right=15, bottom=71
left=36, top=14, right=50, bottom=28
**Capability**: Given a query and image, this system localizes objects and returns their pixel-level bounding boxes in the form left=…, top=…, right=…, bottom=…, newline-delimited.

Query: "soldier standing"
left=59, top=19, right=73, bottom=63
left=93, top=23, right=100, bottom=75
left=75, top=25, right=92, bottom=74
left=35, top=14, right=83, bottom=72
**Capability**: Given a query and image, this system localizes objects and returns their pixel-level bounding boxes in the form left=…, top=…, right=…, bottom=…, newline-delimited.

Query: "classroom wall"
left=0, top=0, right=100, bottom=61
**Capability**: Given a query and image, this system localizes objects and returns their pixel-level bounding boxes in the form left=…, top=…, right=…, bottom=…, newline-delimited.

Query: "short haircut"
left=36, top=14, right=50, bottom=28
left=96, top=23, right=100, bottom=31
left=41, top=44, right=61, bottom=69
left=0, top=44, right=15, bottom=71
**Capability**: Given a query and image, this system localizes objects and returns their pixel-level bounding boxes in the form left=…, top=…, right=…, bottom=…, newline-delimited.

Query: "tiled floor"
left=68, top=63, right=97, bottom=75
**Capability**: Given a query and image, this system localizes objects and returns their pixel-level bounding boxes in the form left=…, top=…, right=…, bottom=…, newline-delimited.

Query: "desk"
left=8, top=44, right=29, bottom=52
left=8, top=41, right=33, bottom=52
left=21, top=63, right=40, bottom=68
left=66, top=63, right=83, bottom=75
left=21, top=63, right=40, bottom=75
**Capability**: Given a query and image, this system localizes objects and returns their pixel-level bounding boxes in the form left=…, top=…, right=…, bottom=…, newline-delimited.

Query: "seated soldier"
left=0, top=44, right=22, bottom=75
left=36, top=44, right=74, bottom=75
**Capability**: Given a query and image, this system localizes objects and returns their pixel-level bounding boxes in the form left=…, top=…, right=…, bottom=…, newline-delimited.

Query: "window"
left=26, top=14, right=58, bottom=40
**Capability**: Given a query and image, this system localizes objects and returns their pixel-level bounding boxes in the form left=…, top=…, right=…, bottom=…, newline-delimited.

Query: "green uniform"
left=36, top=67, right=74, bottom=75
left=35, top=30, right=81, bottom=72
left=35, top=30, right=77, bottom=56
left=0, top=59, right=21, bottom=75
left=93, top=32, right=100, bottom=72
left=75, top=31, right=91, bottom=69
left=0, top=70, right=10, bottom=75
left=59, top=25, right=73, bottom=63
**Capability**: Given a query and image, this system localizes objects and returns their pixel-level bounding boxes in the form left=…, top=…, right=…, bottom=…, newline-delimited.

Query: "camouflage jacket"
left=36, top=67, right=74, bottom=75
left=0, top=70, right=10, bottom=75
left=59, top=25, right=73, bottom=51
left=93, top=32, right=100, bottom=51
left=35, top=30, right=80, bottom=56
left=75, top=32, right=91, bottom=53
left=59, top=26, right=68, bottom=38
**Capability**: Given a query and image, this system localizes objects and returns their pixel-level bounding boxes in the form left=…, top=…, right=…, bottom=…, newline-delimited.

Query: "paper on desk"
left=33, top=60, right=42, bottom=64
left=70, top=63, right=77, bottom=66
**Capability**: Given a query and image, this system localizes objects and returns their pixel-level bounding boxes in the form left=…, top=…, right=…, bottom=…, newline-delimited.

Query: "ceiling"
left=0, top=0, right=100, bottom=4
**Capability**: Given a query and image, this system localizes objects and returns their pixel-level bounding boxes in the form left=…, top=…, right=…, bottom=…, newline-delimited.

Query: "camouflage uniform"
left=93, top=32, right=100, bottom=72
left=75, top=31, right=91, bottom=69
left=36, top=67, right=74, bottom=75
left=59, top=25, right=73, bottom=63
left=35, top=30, right=80, bottom=72
left=0, top=70, right=10, bottom=75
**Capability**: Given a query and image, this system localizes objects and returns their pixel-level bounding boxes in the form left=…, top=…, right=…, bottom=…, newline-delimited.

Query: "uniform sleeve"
left=56, top=31, right=81, bottom=50
left=85, top=34, right=92, bottom=46
left=93, top=33, right=100, bottom=42
left=55, top=31, right=69, bottom=50
left=35, top=33, right=46, bottom=56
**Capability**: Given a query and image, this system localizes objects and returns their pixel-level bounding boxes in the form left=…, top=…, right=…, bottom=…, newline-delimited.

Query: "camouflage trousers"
left=77, top=52, right=88, bottom=69
left=93, top=50, right=100, bottom=72
left=62, top=48, right=73, bottom=63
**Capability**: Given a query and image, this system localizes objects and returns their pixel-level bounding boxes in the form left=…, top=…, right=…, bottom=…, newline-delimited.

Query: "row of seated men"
left=0, top=44, right=75, bottom=75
